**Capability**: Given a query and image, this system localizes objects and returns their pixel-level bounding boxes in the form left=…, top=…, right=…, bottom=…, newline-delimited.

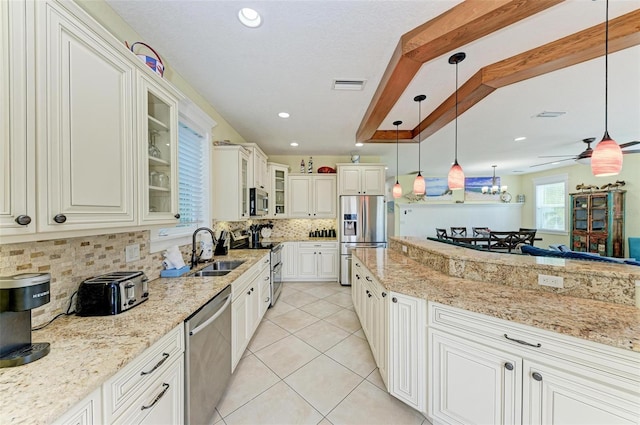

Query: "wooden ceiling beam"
left=369, top=9, right=640, bottom=143
left=356, top=0, right=564, bottom=143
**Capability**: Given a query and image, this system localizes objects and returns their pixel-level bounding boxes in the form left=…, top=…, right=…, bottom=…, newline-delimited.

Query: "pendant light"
left=447, top=52, right=466, bottom=190
left=591, top=0, right=623, bottom=177
left=392, top=120, right=403, bottom=198
left=413, top=95, right=426, bottom=195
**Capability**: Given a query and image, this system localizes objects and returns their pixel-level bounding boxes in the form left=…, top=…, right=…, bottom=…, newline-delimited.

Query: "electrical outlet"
left=538, top=274, right=563, bottom=288
left=402, top=245, right=408, bottom=253
left=125, top=244, right=140, bottom=263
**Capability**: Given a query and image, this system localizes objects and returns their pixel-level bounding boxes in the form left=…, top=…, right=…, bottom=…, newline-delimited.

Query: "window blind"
left=178, top=123, right=206, bottom=227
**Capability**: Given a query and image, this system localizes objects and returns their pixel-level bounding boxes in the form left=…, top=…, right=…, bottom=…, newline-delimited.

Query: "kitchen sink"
left=192, top=270, right=231, bottom=277
left=190, top=260, right=246, bottom=277
left=203, top=260, right=246, bottom=271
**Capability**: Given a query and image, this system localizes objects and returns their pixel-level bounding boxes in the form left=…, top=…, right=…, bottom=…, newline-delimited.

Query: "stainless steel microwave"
left=250, top=188, right=268, bottom=216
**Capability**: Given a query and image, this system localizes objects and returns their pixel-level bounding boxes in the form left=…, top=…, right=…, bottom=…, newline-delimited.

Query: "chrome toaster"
left=76, top=271, right=149, bottom=316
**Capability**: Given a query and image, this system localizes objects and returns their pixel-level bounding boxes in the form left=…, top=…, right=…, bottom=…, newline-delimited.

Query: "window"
left=177, top=123, right=207, bottom=228
left=534, top=174, right=568, bottom=233
left=150, top=100, right=216, bottom=253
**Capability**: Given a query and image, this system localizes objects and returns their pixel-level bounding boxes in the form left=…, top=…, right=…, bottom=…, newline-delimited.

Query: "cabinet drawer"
left=299, top=242, right=337, bottom=249
left=112, top=354, right=184, bottom=425
left=103, top=324, right=184, bottom=423
left=428, top=302, right=640, bottom=385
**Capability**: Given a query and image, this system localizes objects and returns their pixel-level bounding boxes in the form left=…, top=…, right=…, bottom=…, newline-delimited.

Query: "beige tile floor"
left=215, top=281, right=430, bottom=425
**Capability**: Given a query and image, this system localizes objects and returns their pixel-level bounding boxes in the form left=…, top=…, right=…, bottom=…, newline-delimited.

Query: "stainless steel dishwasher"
left=184, top=285, right=232, bottom=425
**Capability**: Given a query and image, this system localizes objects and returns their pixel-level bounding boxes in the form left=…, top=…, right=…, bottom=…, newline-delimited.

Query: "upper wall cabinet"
left=138, top=72, right=180, bottom=225
left=0, top=0, right=36, bottom=237
left=337, top=164, right=386, bottom=196
left=212, top=145, right=251, bottom=221
left=35, top=0, right=137, bottom=232
left=288, top=174, right=336, bottom=218
left=268, top=162, right=288, bottom=218
left=244, top=143, right=269, bottom=191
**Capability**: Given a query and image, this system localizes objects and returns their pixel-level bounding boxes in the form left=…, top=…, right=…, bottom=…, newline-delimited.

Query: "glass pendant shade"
left=448, top=162, right=465, bottom=190
left=392, top=181, right=403, bottom=198
left=393, top=119, right=403, bottom=199
left=413, top=174, right=426, bottom=195
left=591, top=134, right=623, bottom=176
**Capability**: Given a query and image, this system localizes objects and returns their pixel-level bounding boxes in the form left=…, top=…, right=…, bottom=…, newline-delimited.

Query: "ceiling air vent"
left=534, top=111, right=566, bottom=118
left=333, top=79, right=366, bottom=91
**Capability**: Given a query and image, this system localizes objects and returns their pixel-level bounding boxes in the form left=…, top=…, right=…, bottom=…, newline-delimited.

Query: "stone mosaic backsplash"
left=214, top=218, right=337, bottom=239
left=0, top=231, right=191, bottom=327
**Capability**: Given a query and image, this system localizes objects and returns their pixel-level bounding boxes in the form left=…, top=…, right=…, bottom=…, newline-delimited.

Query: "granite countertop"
left=0, top=250, right=269, bottom=425
left=352, top=247, right=640, bottom=353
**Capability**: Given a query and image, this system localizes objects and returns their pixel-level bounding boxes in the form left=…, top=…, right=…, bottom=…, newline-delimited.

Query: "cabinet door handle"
left=247, top=290, right=251, bottom=295
left=532, top=372, right=543, bottom=382
left=367, top=292, right=372, bottom=298
left=392, top=297, right=398, bottom=303
left=365, top=276, right=372, bottom=282
left=381, top=292, right=387, bottom=297
left=355, top=263, right=360, bottom=267
left=15, top=215, right=31, bottom=225
left=355, top=274, right=360, bottom=280
left=504, top=362, right=514, bottom=371
left=140, top=353, right=170, bottom=376
left=365, top=290, right=370, bottom=295
left=264, top=259, right=270, bottom=263
left=504, top=334, right=541, bottom=348
left=53, top=214, right=67, bottom=224
left=264, top=276, right=270, bottom=281
left=141, top=383, right=170, bottom=410
left=174, top=213, right=181, bottom=219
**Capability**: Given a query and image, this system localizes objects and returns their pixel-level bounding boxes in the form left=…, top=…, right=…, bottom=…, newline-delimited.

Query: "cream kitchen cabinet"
left=53, top=387, right=103, bottom=425
left=288, top=174, right=336, bottom=218
left=428, top=302, right=640, bottom=425
left=212, top=145, right=251, bottom=221
left=389, top=291, right=427, bottom=414
left=138, top=71, right=181, bottom=224
left=268, top=162, right=288, bottom=218
left=35, top=0, right=137, bottom=232
left=337, top=164, right=386, bottom=196
left=282, top=242, right=298, bottom=281
left=0, top=0, right=36, bottom=237
left=244, top=143, right=269, bottom=191
left=231, top=253, right=270, bottom=371
left=297, top=242, right=339, bottom=281
left=352, top=259, right=388, bottom=387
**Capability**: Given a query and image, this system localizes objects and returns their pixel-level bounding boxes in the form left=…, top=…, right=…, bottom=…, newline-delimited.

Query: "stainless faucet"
left=191, top=227, right=217, bottom=268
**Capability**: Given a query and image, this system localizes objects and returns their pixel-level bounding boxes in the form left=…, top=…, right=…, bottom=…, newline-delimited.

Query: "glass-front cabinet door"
left=241, top=153, right=249, bottom=218
left=269, top=163, right=288, bottom=218
left=138, top=71, right=181, bottom=224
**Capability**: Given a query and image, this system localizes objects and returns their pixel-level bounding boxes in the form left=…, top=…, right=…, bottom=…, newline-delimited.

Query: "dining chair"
left=488, top=231, right=519, bottom=252
left=436, top=228, right=448, bottom=239
left=472, top=227, right=490, bottom=237
left=450, top=227, right=467, bottom=237
left=515, top=230, right=537, bottom=246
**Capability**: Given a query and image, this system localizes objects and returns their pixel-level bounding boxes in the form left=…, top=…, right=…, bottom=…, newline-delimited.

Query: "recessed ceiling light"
left=385, top=167, right=389, bottom=170
left=290, top=142, right=298, bottom=147
left=514, top=136, right=527, bottom=142
left=278, top=112, right=290, bottom=118
left=238, top=8, right=262, bottom=28
left=355, top=142, right=364, bottom=147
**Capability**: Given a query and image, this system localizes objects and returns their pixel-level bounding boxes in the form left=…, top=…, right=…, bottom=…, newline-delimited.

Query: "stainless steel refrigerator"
left=339, top=195, right=387, bottom=286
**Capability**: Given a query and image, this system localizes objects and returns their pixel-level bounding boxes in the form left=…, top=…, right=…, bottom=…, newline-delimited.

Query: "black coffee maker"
left=0, top=273, right=51, bottom=368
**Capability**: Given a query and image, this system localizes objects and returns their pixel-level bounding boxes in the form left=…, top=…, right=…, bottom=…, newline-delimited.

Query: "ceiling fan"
left=531, top=138, right=640, bottom=168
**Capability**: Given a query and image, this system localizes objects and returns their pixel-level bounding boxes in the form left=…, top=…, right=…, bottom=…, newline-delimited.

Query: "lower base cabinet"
left=282, top=241, right=338, bottom=281
left=231, top=253, right=271, bottom=371
left=388, top=291, right=427, bottom=414
left=53, top=387, right=103, bottom=425
left=428, top=302, right=640, bottom=425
